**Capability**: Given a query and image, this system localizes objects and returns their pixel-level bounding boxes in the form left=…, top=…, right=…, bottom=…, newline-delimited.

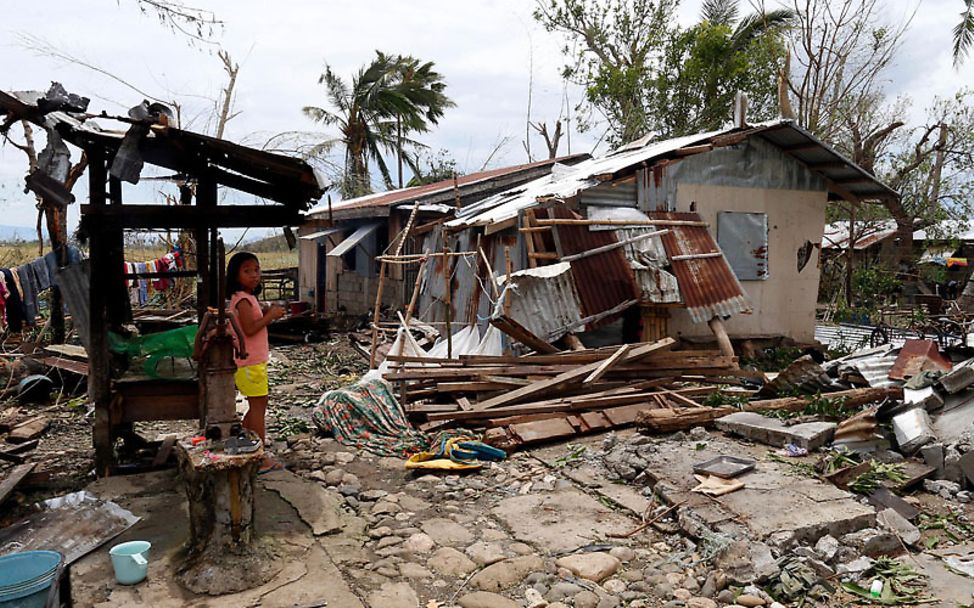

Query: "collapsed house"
left=297, top=154, right=589, bottom=316
left=395, top=118, right=901, bottom=351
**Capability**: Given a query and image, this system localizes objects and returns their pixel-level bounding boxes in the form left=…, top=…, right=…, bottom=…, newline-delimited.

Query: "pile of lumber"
left=382, top=337, right=756, bottom=449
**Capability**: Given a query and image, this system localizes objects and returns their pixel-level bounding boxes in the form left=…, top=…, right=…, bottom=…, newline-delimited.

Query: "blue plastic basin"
left=0, top=551, right=62, bottom=608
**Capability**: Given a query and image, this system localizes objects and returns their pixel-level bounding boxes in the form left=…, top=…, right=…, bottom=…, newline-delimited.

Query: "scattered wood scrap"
left=0, top=463, right=36, bottom=505
left=386, top=337, right=748, bottom=449
left=7, top=416, right=51, bottom=443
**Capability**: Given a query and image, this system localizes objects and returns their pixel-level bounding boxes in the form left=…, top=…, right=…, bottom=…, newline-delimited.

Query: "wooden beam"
left=0, top=463, right=35, bottom=505
left=583, top=344, right=631, bottom=384
left=561, top=230, right=667, bottom=263
left=80, top=204, right=303, bottom=228
left=534, top=218, right=708, bottom=228
left=490, top=316, right=560, bottom=354
left=473, top=338, right=675, bottom=410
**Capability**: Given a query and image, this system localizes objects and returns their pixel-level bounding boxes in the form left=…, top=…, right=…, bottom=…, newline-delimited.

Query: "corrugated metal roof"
left=822, top=343, right=902, bottom=388
left=448, top=119, right=898, bottom=230
left=327, top=223, right=379, bottom=257
left=493, top=262, right=584, bottom=341
left=650, top=211, right=752, bottom=323
left=307, top=154, right=589, bottom=218
left=822, top=220, right=900, bottom=250
left=548, top=206, right=639, bottom=328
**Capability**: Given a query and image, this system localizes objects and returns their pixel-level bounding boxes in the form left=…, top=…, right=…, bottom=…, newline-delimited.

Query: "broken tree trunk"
left=175, top=441, right=280, bottom=595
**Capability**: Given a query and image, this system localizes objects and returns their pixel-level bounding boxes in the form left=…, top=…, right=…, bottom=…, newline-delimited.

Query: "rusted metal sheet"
left=547, top=206, right=638, bottom=328
left=493, top=262, right=584, bottom=342
left=312, top=154, right=589, bottom=219
left=0, top=491, right=140, bottom=565
left=649, top=211, right=751, bottom=324
left=56, top=262, right=91, bottom=351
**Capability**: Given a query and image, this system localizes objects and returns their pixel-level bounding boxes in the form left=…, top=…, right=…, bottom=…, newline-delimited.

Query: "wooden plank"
left=490, top=317, right=560, bottom=354
left=0, top=463, right=36, bottom=505
left=7, top=416, right=50, bottom=443
left=152, top=435, right=177, bottom=467
left=456, top=397, right=473, bottom=412
left=473, top=338, right=675, bottom=411
left=0, top=408, right=22, bottom=433
left=0, top=439, right=39, bottom=464
left=583, top=344, right=631, bottom=385
left=509, top=418, right=577, bottom=443
left=436, top=381, right=517, bottom=393
left=479, top=375, right=532, bottom=386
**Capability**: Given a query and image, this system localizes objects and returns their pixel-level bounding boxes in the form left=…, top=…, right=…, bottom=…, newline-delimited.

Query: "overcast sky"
left=1, top=0, right=971, bottom=237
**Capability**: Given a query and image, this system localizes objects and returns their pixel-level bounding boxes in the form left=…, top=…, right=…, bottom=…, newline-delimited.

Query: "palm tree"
left=683, top=0, right=794, bottom=131
left=303, top=52, right=453, bottom=198
left=700, top=0, right=795, bottom=49
left=955, top=0, right=974, bottom=66
left=391, top=56, right=455, bottom=187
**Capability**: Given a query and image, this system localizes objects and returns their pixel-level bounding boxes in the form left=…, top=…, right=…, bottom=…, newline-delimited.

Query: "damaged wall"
left=667, top=182, right=827, bottom=342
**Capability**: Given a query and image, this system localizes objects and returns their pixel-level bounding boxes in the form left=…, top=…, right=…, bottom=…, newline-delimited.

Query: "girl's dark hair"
left=225, top=251, right=261, bottom=298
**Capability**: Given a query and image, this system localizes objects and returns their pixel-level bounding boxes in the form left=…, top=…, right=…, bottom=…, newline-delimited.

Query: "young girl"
left=226, top=251, right=285, bottom=472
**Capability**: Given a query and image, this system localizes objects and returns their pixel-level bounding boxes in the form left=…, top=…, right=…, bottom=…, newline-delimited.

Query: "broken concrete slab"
left=491, top=489, right=637, bottom=553
left=641, top=435, right=875, bottom=548
left=899, top=551, right=974, bottom=608
left=959, top=451, right=974, bottom=487
left=892, top=407, right=936, bottom=454
left=939, top=361, right=974, bottom=394
left=866, top=487, right=919, bottom=521
left=261, top=470, right=343, bottom=536
left=876, top=508, right=920, bottom=546
left=904, top=386, right=945, bottom=411
left=714, top=412, right=835, bottom=450
left=920, top=443, right=946, bottom=478
left=715, top=540, right=780, bottom=584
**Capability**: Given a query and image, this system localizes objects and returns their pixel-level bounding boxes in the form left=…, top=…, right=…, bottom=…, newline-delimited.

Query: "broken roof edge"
left=446, top=119, right=899, bottom=231
left=306, top=153, right=591, bottom=220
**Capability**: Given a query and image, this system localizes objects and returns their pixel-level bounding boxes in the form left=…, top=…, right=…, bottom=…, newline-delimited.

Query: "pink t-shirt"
left=229, top=291, right=269, bottom=367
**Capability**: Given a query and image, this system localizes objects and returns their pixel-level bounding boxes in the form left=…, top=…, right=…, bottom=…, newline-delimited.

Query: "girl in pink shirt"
left=226, top=252, right=285, bottom=472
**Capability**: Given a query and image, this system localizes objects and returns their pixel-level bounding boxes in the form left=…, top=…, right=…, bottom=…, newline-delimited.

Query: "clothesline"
left=124, top=246, right=184, bottom=307
left=0, top=246, right=83, bottom=332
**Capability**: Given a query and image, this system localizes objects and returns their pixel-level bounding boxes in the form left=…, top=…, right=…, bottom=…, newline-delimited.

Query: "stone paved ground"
left=48, top=337, right=974, bottom=607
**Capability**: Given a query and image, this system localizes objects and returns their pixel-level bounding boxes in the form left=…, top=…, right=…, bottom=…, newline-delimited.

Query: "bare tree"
left=134, top=0, right=222, bottom=43
left=530, top=120, right=564, bottom=159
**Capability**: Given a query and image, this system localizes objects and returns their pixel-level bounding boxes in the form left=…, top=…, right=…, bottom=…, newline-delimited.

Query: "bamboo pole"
left=375, top=251, right=477, bottom=263
left=560, top=229, right=668, bottom=263
left=369, top=202, right=421, bottom=367
left=404, top=252, right=429, bottom=326
left=534, top=218, right=708, bottom=228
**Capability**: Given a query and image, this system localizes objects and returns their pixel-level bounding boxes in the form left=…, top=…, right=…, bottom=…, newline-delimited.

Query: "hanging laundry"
left=2, top=268, right=26, bottom=331
left=15, top=264, right=39, bottom=325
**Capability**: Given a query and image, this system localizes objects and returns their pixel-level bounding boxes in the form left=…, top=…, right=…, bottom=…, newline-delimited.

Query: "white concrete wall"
left=667, top=184, right=828, bottom=342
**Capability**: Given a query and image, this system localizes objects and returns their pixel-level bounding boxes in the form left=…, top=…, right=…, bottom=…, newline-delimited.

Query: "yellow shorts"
left=235, top=363, right=268, bottom=397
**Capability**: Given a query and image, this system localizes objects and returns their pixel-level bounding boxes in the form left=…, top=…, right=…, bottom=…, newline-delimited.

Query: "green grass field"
left=0, top=241, right=297, bottom=270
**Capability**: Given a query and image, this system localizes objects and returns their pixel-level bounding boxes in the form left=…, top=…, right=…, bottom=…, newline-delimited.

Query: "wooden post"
left=444, top=240, right=453, bottom=359
left=87, top=150, right=113, bottom=477
left=708, top=316, right=735, bottom=358
left=504, top=245, right=513, bottom=318
left=368, top=262, right=389, bottom=368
